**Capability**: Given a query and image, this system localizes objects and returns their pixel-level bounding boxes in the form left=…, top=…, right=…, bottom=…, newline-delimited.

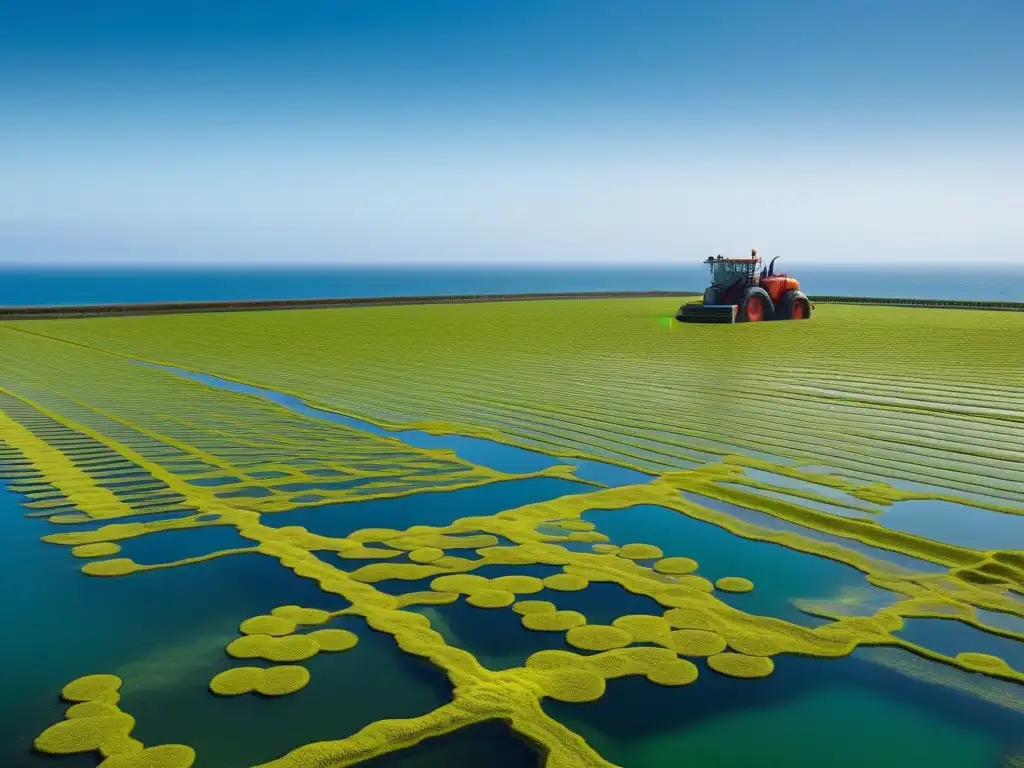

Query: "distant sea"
left=0, top=265, right=1021, bottom=306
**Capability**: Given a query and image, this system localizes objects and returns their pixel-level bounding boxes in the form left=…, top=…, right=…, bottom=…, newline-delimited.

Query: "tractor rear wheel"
left=740, top=287, right=775, bottom=323
left=778, top=290, right=811, bottom=320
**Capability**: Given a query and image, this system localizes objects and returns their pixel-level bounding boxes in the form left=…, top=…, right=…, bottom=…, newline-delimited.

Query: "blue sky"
left=2, top=1, right=1022, bottom=266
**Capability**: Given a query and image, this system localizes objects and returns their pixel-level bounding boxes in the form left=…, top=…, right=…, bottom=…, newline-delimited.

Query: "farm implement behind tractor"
left=676, top=251, right=812, bottom=324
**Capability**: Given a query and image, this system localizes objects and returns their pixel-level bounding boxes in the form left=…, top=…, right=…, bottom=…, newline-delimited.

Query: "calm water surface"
left=2, top=265, right=1023, bottom=306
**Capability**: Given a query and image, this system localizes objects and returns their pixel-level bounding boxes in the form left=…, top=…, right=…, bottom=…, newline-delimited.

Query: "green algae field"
left=0, top=298, right=1022, bottom=767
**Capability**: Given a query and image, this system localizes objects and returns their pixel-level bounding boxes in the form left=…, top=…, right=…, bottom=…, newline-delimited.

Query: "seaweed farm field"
left=0, top=298, right=1022, bottom=767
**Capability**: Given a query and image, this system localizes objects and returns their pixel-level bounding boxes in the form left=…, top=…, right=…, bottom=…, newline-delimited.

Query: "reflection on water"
left=898, top=618, right=1024, bottom=672
left=743, top=468, right=887, bottom=510
left=582, top=503, right=896, bottom=626
left=682, top=491, right=947, bottom=574
left=975, top=608, right=1024, bottom=636
left=113, top=524, right=251, bottom=565
left=880, top=499, right=1024, bottom=551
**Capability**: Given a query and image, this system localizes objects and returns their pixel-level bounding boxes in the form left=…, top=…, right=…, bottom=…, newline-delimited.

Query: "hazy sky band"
left=2, top=1, right=1022, bottom=265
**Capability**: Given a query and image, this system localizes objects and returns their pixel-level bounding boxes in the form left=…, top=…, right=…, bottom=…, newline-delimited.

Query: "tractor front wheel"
left=740, top=287, right=775, bottom=323
left=778, top=290, right=811, bottom=320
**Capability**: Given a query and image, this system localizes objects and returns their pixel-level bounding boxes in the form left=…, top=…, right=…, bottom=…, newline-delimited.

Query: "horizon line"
left=0, top=260, right=1019, bottom=271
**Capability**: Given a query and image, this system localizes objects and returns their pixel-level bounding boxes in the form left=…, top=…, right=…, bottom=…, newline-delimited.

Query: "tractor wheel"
left=703, top=286, right=721, bottom=305
left=778, top=290, right=811, bottom=320
left=739, top=287, right=775, bottom=323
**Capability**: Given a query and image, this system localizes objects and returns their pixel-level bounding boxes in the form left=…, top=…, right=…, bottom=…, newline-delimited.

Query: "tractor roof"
left=704, top=256, right=761, bottom=263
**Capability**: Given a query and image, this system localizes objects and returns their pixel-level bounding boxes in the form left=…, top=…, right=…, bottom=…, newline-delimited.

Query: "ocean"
left=0, top=265, right=1022, bottom=306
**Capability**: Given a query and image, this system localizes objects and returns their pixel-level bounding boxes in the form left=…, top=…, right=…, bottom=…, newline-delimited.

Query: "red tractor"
left=676, top=250, right=812, bottom=323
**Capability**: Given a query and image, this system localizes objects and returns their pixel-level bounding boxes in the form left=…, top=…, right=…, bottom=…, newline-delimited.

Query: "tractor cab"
left=707, top=255, right=760, bottom=290
left=702, top=255, right=759, bottom=308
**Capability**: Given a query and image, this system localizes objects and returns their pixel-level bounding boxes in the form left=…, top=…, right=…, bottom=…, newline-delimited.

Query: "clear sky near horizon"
left=1, top=1, right=1022, bottom=267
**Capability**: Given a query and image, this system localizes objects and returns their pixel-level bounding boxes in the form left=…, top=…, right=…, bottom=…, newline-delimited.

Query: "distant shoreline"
left=1, top=291, right=1021, bottom=321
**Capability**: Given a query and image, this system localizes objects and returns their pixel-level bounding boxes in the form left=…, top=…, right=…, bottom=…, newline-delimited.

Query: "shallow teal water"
left=7, top=471, right=1024, bottom=767
left=898, top=618, right=1024, bottom=673
left=742, top=468, right=887, bottom=510
left=546, top=653, right=1020, bottom=768
left=682, top=491, right=948, bottom=575
left=581, top=504, right=895, bottom=626
left=880, top=499, right=1024, bottom=551
left=0, top=484, right=452, bottom=768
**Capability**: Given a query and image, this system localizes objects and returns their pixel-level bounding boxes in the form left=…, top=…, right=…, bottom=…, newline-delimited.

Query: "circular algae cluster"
left=715, top=576, right=755, bottom=593
left=71, top=542, right=122, bottom=558
left=210, top=666, right=311, bottom=696
left=566, top=625, right=633, bottom=652
left=35, top=674, right=195, bottom=767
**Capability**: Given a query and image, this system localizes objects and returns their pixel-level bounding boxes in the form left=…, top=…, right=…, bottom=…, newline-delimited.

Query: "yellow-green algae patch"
left=429, top=574, right=489, bottom=594
left=707, top=652, right=775, bottom=678
left=35, top=713, right=137, bottom=756
left=565, top=625, right=633, bottom=652
left=618, top=543, right=664, bottom=560
left=538, top=667, right=607, bottom=703
left=306, top=628, right=359, bottom=652
left=409, top=547, right=445, bottom=563
left=36, top=675, right=194, bottom=765
left=664, top=607, right=719, bottom=631
left=395, top=590, right=459, bottom=608
left=466, top=589, right=517, bottom=608
left=210, top=666, right=311, bottom=696
left=227, top=634, right=320, bottom=663
left=528, top=646, right=701, bottom=689
left=653, top=556, right=698, bottom=575
left=488, top=575, right=544, bottom=594
left=647, top=657, right=700, bottom=686
left=512, top=600, right=556, bottom=616
left=955, top=652, right=1014, bottom=676
left=71, top=542, right=122, bottom=558
left=240, top=615, right=297, bottom=636
left=555, top=520, right=596, bottom=532
left=99, top=744, right=197, bottom=768
left=611, top=614, right=672, bottom=642
left=62, top=674, right=122, bottom=703
left=522, top=610, right=587, bottom=632
left=81, top=558, right=139, bottom=577
left=715, top=576, right=755, bottom=593
left=655, top=629, right=728, bottom=656
left=271, top=605, right=331, bottom=625
left=67, top=701, right=122, bottom=719
left=542, top=573, right=589, bottom=591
